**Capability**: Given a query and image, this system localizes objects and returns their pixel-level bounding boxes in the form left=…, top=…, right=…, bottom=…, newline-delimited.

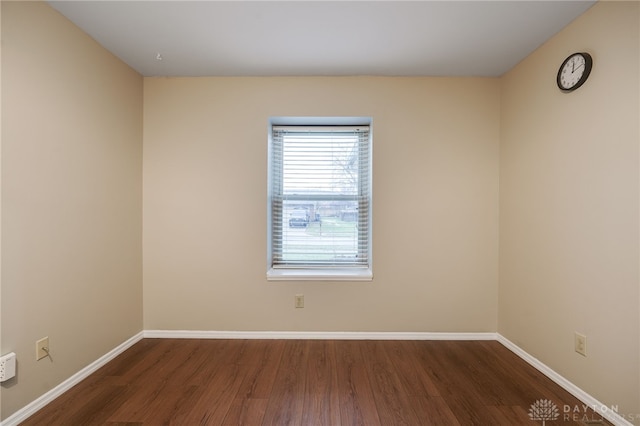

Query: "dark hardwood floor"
left=20, top=339, right=610, bottom=425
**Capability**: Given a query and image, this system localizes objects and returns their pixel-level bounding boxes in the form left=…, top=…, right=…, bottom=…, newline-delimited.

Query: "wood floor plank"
left=449, top=341, right=528, bottom=406
left=166, top=340, right=248, bottom=425
left=260, top=340, right=308, bottom=426
left=219, top=340, right=286, bottom=425
left=99, top=339, right=161, bottom=374
left=411, top=341, right=533, bottom=425
left=19, top=338, right=613, bottom=426
left=222, top=398, right=269, bottom=426
left=234, top=340, right=285, bottom=399
left=106, top=339, right=208, bottom=423
left=383, top=340, right=440, bottom=397
left=486, top=405, right=534, bottom=425
left=132, top=345, right=217, bottom=425
left=301, top=340, right=340, bottom=426
left=19, top=375, right=109, bottom=425
left=408, top=396, right=462, bottom=425
left=360, top=340, right=422, bottom=425
left=485, top=341, right=609, bottom=424
left=334, top=340, right=382, bottom=426
left=23, top=377, right=133, bottom=426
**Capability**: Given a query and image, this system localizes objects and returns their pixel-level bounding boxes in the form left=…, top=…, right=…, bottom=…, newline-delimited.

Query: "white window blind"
left=269, top=125, right=371, bottom=272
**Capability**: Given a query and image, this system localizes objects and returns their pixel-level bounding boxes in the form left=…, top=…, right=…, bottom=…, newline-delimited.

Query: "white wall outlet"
left=574, top=332, right=587, bottom=357
left=295, top=294, right=304, bottom=308
left=0, top=352, right=17, bottom=382
left=36, top=336, right=50, bottom=361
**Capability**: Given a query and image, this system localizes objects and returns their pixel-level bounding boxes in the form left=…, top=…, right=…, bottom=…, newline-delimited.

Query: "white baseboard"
left=2, top=331, right=631, bottom=426
left=496, top=334, right=633, bottom=426
left=1, top=332, right=144, bottom=426
left=143, top=329, right=498, bottom=340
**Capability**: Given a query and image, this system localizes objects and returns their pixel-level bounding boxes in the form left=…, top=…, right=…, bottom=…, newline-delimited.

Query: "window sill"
left=267, top=268, right=373, bottom=282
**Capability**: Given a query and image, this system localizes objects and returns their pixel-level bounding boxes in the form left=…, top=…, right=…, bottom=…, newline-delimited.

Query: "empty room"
left=1, top=0, right=639, bottom=425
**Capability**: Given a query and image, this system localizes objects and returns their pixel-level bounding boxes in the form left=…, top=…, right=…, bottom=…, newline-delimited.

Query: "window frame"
left=267, top=117, right=373, bottom=281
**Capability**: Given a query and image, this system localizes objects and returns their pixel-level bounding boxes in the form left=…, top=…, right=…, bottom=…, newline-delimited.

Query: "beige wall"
left=143, top=76, right=500, bottom=333
left=499, top=1, right=640, bottom=420
left=1, top=2, right=143, bottom=419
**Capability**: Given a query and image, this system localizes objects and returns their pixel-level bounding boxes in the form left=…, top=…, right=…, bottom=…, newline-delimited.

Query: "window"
left=267, top=118, right=372, bottom=281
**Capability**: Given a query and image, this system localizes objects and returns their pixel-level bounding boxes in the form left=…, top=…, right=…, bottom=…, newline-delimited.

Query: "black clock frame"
left=557, top=52, right=593, bottom=92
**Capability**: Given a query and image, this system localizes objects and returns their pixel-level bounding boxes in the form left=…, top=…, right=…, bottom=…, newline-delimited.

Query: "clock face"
left=557, top=52, right=592, bottom=92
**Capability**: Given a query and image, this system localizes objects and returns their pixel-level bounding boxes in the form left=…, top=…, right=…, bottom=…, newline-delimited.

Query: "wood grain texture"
left=20, top=339, right=611, bottom=425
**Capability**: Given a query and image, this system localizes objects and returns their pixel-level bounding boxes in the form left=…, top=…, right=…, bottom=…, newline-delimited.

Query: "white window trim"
left=267, top=267, right=373, bottom=281
left=267, top=117, right=373, bottom=282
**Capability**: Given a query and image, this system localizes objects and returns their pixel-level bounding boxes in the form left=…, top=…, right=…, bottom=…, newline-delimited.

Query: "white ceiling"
left=48, top=1, right=596, bottom=77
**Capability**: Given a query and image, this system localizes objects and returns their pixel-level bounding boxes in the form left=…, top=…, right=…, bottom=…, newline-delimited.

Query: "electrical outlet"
left=574, top=332, right=587, bottom=357
left=36, top=337, right=49, bottom=361
left=0, top=352, right=16, bottom=382
left=295, top=294, right=304, bottom=308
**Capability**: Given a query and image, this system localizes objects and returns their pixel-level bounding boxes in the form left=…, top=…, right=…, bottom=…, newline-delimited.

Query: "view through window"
left=268, top=123, right=371, bottom=276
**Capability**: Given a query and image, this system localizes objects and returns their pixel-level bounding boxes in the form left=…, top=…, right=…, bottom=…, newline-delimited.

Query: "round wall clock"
left=557, top=52, right=593, bottom=92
